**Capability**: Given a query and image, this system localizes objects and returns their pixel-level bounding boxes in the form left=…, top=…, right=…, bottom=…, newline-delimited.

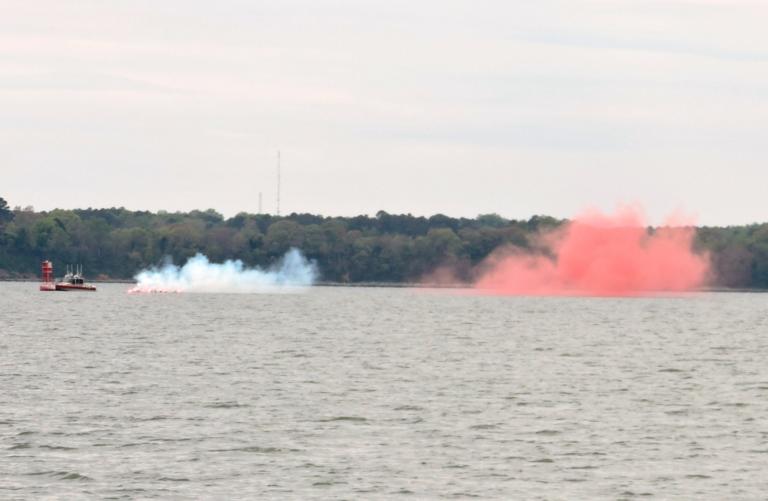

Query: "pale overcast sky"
left=2, top=0, right=767, bottom=225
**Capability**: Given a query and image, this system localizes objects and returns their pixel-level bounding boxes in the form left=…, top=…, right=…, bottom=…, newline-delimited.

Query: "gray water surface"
left=1, top=283, right=767, bottom=499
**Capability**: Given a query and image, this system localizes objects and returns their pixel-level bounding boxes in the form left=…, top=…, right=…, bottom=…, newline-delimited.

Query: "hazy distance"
left=2, top=0, right=768, bottom=226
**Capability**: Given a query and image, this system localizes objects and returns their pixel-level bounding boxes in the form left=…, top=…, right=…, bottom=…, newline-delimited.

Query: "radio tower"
left=276, top=150, right=281, bottom=216
left=258, top=192, right=262, bottom=214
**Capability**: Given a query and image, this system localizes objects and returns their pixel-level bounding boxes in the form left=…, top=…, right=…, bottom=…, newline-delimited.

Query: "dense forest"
left=1, top=196, right=767, bottom=288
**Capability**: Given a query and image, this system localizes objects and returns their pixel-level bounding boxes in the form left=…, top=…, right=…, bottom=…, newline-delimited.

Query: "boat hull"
left=55, top=283, right=97, bottom=292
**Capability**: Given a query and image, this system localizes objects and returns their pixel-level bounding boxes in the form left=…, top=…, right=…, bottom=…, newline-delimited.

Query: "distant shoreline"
left=0, top=278, right=765, bottom=292
left=0, top=277, right=136, bottom=284
left=0, top=278, right=463, bottom=289
left=3, top=207, right=768, bottom=290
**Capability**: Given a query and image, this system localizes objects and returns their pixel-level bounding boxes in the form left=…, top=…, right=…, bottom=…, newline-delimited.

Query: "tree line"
left=1, top=197, right=767, bottom=288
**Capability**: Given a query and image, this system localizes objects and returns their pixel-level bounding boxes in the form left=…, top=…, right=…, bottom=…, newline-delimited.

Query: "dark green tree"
left=0, top=197, right=13, bottom=228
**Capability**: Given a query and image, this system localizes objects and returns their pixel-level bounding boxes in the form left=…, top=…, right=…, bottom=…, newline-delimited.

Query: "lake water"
left=1, top=283, right=767, bottom=499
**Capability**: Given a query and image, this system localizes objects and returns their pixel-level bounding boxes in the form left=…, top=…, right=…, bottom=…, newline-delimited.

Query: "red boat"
left=40, top=261, right=97, bottom=292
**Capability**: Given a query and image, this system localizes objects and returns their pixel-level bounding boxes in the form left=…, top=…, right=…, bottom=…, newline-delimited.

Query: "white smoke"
left=128, top=248, right=318, bottom=293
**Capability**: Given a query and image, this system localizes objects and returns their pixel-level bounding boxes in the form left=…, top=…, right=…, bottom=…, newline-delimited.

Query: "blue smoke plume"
left=130, top=248, right=317, bottom=293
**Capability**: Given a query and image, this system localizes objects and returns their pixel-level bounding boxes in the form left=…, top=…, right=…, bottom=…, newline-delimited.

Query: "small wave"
left=118, top=442, right=146, bottom=448
left=312, top=480, right=346, bottom=486
left=53, top=471, right=92, bottom=481
left=469, top=424, right=499, bottom=430
left=137, top=437, right=194, bottom=444
left=134, top=415, right=172, bottom=421
left=211, top=446, right=290, bottom=453
left=38, top=445, right=76, bottom=451
left=8, top=443, right=31, bottom=450
left=393, top=405, right=423, bottom=411
left=319, top=416, right=368, bottom=422
left=534, top=429, right=561, bottom=436
left=204, top=402, right=249, bottom=409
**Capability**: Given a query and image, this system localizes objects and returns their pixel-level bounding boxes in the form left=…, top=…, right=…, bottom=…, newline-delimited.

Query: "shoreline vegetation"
left=0, top=277, right=766, bottom=294
left=1, top=198, right=767, bottom=289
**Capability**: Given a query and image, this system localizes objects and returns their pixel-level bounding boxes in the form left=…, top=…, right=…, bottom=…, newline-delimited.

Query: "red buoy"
left=40, top=260, right=56, bottom=291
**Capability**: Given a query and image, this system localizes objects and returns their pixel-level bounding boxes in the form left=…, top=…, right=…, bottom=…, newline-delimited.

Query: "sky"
left=1, top=0, right=767, bottom=226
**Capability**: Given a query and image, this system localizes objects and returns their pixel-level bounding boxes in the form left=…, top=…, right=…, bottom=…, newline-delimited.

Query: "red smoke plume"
left=475, top=208, right=709, bottom=296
